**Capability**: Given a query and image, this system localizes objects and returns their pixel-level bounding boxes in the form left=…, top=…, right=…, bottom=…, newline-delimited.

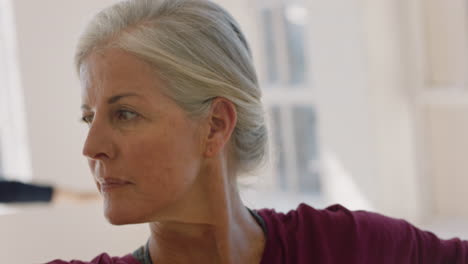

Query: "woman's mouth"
left=99, top=178, right=132, bottom=192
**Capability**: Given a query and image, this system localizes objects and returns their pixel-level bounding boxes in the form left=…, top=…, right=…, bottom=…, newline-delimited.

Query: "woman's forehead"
left=80, top=49, right=164, bottom=103
left=81, top=49, right=154, bottom=81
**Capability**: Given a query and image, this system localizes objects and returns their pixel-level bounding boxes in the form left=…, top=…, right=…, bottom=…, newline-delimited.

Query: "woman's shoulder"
left=45, top=253, right=140, bottom=264
left=255, top=203, right=373, bottom=263
left=256, top=203, right=366, bottom=227
left=256, top=202, right=419, bottom=248
left=256, top=203, right=468, bottom=263
left=256, top=202, right=408, bottom=230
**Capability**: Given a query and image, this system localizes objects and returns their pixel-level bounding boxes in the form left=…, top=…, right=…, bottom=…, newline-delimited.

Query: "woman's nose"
left=82, top=119, right=115, bottom=161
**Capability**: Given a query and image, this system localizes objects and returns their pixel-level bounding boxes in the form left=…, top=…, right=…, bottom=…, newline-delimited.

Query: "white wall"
left=420, top=0, right=468, bottom=219
left=307, top=0, right=423, bottom=222
left=425, top=106, right=468, bottom=218
left=2, top=1, right=150, bottom=263
left=0, top=203, right=148, bottom=264
left=11, top=0, right=119, bottom=190
left=306, top=0, right=379, bottom=211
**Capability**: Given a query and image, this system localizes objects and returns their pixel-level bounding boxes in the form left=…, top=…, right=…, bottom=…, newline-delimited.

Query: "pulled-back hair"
left=75, top=0, right=268, bottom=174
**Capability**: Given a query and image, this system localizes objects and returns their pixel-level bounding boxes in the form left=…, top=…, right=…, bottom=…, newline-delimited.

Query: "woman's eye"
left=81, top=115, right=94, bottom=125
left=117, top=110, right=138, bottom=122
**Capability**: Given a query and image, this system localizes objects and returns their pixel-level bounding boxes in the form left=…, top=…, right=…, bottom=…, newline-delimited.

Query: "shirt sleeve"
left=353, top=208, right=468, bottom=264
left=0, top=180, right=53, bottom=203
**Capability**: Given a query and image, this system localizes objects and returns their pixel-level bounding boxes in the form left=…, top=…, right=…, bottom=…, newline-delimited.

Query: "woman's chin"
left=104, top=211, right=130, bottom=225
left=101, top=195, right=174, bottom=225
left=103, top=203, right=140, bottom=225
left=105, top=214, right=132, bottom=225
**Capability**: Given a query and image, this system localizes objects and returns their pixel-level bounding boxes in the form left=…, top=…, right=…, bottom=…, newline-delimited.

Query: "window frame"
left=416, top=0, right=468, bottom=105
left=253, top=0, right=322, bottom=196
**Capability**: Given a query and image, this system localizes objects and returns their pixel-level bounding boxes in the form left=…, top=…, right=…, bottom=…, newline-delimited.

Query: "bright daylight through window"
left=257, top=1, right=320, bottom=195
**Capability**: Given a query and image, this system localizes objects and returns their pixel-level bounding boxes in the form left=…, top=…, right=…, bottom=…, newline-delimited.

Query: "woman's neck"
left=147, top=161, right=265, bottom=264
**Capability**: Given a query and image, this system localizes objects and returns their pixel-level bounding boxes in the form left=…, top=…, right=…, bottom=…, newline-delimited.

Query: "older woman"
left=48, top=0, right=468, bottom=263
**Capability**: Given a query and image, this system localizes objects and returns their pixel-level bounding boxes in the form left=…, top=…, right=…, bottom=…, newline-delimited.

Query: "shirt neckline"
left=133, top=207, right=268, bottom=264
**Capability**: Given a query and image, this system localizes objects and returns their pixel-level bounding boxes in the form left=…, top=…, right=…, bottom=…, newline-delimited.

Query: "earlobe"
left=205, top=144, right=216, bottom=157
left=204, top=132, right=222, bottom=158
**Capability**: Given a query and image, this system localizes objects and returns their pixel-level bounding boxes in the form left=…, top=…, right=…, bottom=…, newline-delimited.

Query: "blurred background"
left=1, top=0, right=468, bottom=262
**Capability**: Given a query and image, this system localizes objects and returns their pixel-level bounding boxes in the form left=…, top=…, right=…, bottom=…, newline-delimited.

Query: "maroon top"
left=258, top=203, right=468, bottom=264
left=46, top=203, right=468, bottom=264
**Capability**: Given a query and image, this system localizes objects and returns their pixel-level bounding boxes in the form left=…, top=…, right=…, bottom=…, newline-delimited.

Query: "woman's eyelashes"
left=81, top=113, right=94, bottom=125
left=115, top=109, right=139, bottom=122
left=80, top=109, right=140, bottom=126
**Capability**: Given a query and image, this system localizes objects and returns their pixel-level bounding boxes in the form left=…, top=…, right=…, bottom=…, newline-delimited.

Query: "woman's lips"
left=98, top=178, right=132, bottom=192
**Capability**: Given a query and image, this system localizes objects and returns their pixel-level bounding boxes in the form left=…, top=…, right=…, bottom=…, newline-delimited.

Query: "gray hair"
left=75, top=0, right=268, bottom=174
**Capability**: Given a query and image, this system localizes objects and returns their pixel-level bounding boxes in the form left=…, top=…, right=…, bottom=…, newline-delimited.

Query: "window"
left=256, top=1, right=321, bottom=195
left=0, top=0, right=31, bottom=181
left=411, top=0, right=468, bottom=217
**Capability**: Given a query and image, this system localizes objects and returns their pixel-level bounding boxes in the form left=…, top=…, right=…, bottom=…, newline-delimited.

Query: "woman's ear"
left=204, top=97, right=237, bottom=157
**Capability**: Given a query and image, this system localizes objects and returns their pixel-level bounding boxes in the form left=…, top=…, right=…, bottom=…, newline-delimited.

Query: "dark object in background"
left=0, top=180, right=53, bottom=203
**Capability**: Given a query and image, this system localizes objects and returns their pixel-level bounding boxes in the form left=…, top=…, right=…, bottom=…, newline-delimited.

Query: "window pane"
left=292, top=106, right=321, bottom=193
left=284, top=4, right=308, bottom=86
left=260, top=8, right=279, bottom=85
left=270, top=106, right=288, bottom=191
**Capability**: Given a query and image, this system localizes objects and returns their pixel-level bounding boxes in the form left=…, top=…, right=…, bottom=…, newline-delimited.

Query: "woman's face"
left=80, top=48, right=204, bottom=225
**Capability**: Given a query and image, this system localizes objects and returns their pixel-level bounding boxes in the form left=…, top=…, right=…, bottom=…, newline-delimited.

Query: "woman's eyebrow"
left=107, top=93, right=140, bottom=104
left=81, top=104, right=91, bottom=111
left=81, top=93, right=141, bottom=110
